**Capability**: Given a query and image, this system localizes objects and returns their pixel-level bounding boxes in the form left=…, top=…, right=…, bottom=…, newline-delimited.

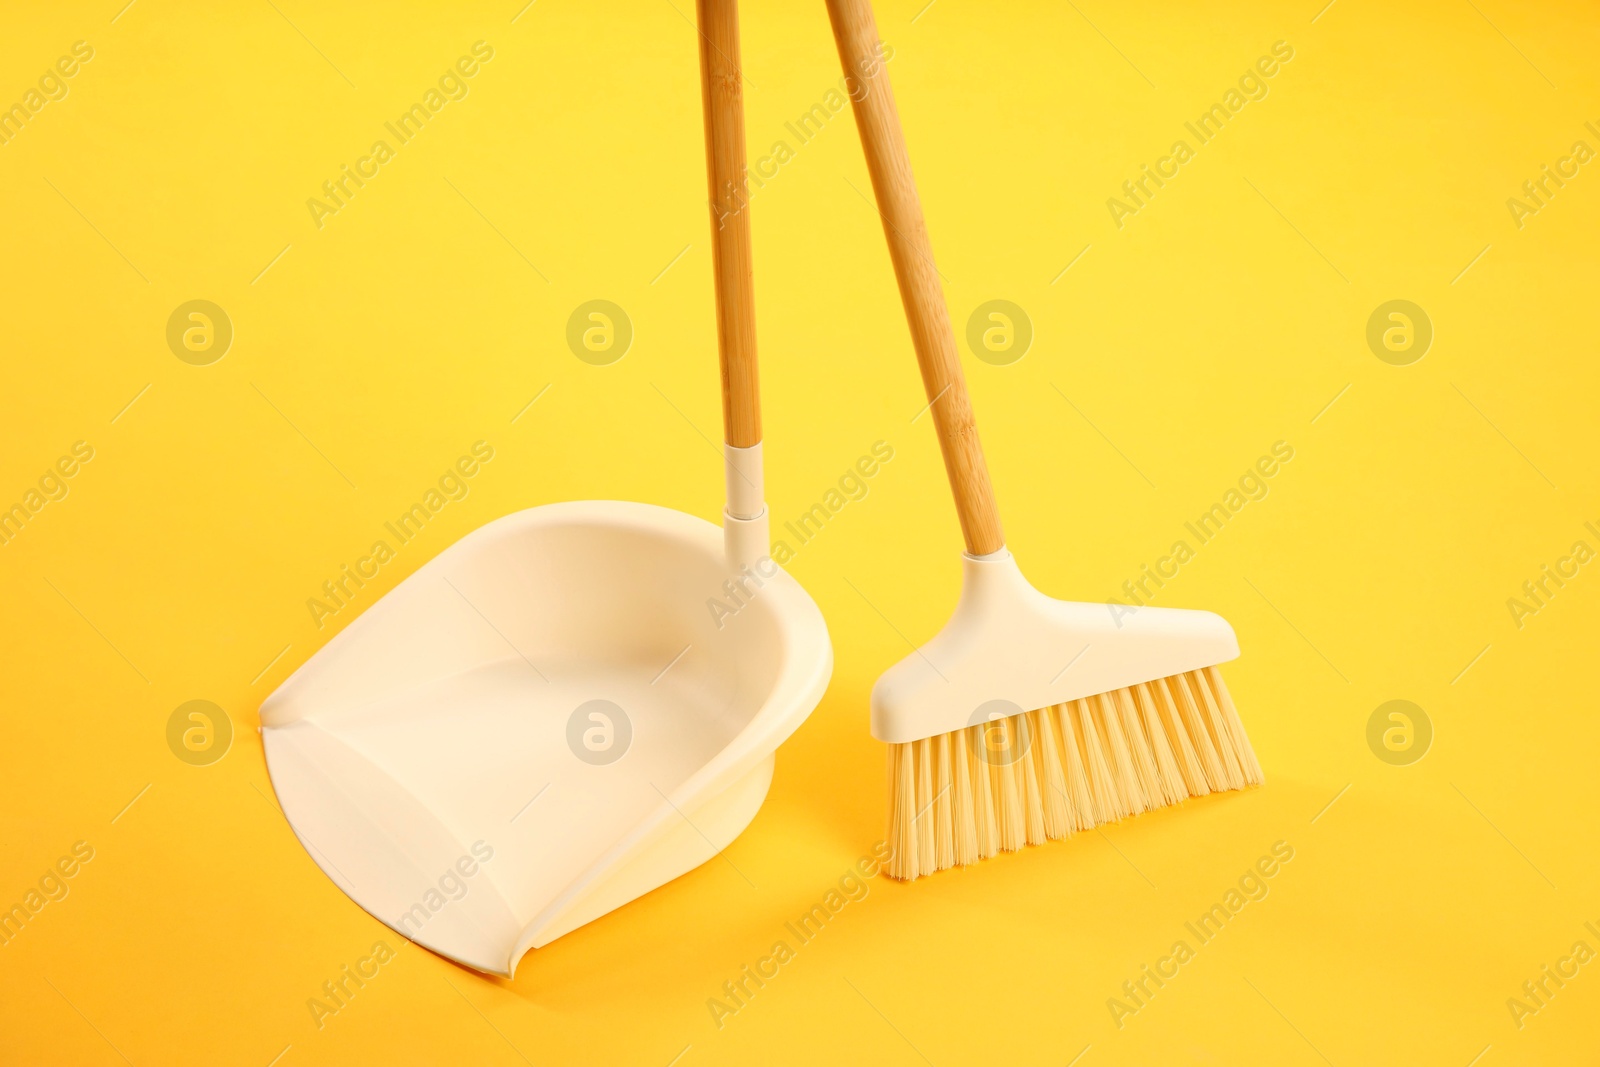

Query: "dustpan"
left=260, top=0, right=830, bottom=978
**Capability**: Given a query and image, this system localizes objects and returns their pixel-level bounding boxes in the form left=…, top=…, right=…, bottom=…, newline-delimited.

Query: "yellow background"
left=3, top=0, right=1598, bottom=1063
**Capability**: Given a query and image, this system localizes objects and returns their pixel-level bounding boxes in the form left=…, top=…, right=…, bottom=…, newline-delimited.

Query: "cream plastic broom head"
left=872, top=549, right=1239, bottom=745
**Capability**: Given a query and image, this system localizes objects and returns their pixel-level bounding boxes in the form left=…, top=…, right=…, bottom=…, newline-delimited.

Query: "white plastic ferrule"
left=723, top=507, right=769, bottom=572
left=725, top=442, right=764, bottom=520
left=723, top=442, right=767, bottom=571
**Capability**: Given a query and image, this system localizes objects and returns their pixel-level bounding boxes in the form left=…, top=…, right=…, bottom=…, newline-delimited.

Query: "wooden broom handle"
left=698, top=0, right=761, bottom=448
left=826, top=0, right=1004, bottom=556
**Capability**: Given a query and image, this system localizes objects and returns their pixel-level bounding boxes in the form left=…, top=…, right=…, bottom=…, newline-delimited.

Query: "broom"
left=825, top=0, right=1265, bottom=881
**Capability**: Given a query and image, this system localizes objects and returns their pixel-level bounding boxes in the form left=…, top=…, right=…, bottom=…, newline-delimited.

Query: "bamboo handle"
left=826, top=0, right=1004, bottom=556
left=698, top=0, right=761, bottom=448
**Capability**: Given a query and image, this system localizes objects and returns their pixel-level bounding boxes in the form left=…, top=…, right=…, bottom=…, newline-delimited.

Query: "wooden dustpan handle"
left=698, top=0, right=761, bottom=451
left=826, top=0, right=1005, bottom=556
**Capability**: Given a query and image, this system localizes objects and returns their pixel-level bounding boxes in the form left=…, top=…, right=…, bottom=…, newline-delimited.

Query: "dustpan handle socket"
left=826, top=0, right=1005, bottom=557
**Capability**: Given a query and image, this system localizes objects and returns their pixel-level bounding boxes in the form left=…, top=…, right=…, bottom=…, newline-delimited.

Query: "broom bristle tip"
left=884, top=667, right=1261, bottom=881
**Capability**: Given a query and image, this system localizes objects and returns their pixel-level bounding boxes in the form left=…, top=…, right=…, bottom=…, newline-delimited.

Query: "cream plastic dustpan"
left=260, top=1, right=830, bottom=978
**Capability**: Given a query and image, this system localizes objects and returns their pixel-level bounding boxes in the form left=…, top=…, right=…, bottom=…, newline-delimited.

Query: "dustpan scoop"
left=259, top=0, right=830, bottom=977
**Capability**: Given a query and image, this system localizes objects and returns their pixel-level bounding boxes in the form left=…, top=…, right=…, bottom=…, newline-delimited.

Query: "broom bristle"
left=884, top=665, right=1262, bottom=881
